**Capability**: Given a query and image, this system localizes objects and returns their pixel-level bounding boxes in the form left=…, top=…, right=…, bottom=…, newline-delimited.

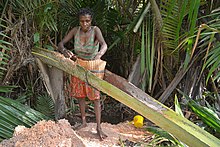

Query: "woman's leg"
left=69, top=75, right=88, bottom=129
left=75, top=98, right=87, bottom=129
left=94, top=99, right=107, bottom=140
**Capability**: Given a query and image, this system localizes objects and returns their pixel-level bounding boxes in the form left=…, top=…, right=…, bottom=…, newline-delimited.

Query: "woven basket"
left=76, top=59, right=106, bottom=79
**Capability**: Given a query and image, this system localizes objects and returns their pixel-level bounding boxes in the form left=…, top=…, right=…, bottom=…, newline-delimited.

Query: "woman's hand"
left=94, top=53, right=102, bottom=60
left=62, top=49, right=77, bottom=60
left=63, top=49, right=73, bottom=58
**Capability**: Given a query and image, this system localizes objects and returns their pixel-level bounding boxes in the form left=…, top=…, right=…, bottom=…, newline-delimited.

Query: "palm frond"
left=178, top=89, right=220, bottom=133
left=199, top=8, right=220, bottom=83
left=0, top=96, right=50, bottom=141
left=35, top=94, right=55, bottom=118
left=161, top=0, right=188, bottom=60
left=10, top=0, right=58, bottom=32
left=0, top=85, right=17, bottom=93
left=203, top=43, right=220, bottom=83
left=0, top=28, right=12, bottom=81
left=145, top=126, right=185, bottom=147
left=189, top=100, right=220, bottom=132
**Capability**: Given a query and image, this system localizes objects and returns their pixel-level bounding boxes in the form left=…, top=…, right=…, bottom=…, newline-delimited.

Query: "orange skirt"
left=69, top=76, right=100, bottom=100
left=68, top=59, right=106, bottom=100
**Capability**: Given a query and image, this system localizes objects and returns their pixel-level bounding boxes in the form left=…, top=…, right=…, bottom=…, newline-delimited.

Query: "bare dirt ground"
left=0, top=119, right=153, bottom=147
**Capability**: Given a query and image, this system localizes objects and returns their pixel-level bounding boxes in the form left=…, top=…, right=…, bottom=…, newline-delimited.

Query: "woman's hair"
left=78, top=8, right=93, bottom=18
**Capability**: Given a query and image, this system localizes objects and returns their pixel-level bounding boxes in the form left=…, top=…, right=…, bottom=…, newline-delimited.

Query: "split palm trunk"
left=32, top=47, right=220, bottom=147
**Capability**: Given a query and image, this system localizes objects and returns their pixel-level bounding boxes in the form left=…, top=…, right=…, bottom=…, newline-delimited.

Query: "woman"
left=58, top=8, right=107, bottom=140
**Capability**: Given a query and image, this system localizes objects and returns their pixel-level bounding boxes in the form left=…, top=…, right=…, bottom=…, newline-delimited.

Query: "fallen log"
left=32, top=47, right=220, bottom=147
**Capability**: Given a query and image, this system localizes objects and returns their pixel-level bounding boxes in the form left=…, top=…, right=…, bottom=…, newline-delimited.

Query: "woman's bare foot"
left=97, top=128, right=107, bottom=141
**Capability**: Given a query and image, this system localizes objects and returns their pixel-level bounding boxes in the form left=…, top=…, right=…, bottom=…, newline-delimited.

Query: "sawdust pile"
left=0, top=119, right=152, bottom=147
left=0, top=119, right=84, bottom=147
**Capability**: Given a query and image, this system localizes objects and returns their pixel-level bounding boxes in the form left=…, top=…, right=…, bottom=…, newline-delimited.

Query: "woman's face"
left=79, top=14, right=92, bottom=32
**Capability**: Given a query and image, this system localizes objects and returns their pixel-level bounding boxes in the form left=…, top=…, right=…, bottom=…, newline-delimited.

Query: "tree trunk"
left=32, top=47, right=220, bottom=147
left=50, top=67, right=66, bottom=120
left=36, top=59, right=66, bottom=120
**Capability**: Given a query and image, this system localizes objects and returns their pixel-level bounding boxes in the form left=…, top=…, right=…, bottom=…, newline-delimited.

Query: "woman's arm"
left=94, top=27, right=107, bottom=59
left=58, top=27, right=77, bottom=58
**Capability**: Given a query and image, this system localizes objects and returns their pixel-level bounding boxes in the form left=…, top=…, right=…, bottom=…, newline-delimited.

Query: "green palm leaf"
left=178, top=89, right=220, bottom=132
left=35, top=94, right=55, bottom=118
left=174, top=94, right=184, bottom=117
left=0, top=86, right=17, bottom=93
left=145, top=126, right=185, bottom=146
left=199, top=8, right=220, bottom=83
left=161, top=0, right=187, bottom=57
left=0, top=96, right=50, bottom=141
left=0, top=29, right=12, bottom=81
left=161, top=0, right=200, bottom=65
left=10, top=0, right=58, bottom=32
